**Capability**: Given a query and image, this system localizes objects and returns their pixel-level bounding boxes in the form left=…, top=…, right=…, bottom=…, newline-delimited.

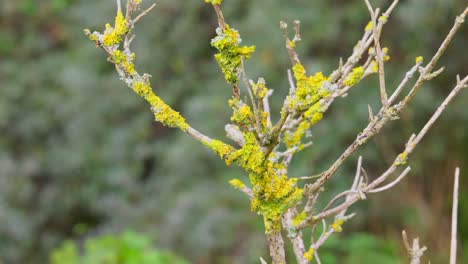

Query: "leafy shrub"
left=50, top=231, right=188, bottom=264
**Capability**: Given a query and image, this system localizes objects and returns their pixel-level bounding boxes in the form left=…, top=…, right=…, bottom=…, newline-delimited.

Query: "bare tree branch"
left=402, top=230, right=427, bottom=264
left=450, top=167, right=460, bottom=264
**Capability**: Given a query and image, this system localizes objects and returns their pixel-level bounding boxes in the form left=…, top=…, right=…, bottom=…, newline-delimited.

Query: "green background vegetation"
left=0, top=0, right=467, bottom=263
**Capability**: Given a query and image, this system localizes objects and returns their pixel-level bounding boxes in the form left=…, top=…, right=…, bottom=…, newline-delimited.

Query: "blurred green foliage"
left=0, top=0, right=467, bottom=263
left=50, top=230, right=188, bottom=264
left=319, top=233, right=399, bottom=264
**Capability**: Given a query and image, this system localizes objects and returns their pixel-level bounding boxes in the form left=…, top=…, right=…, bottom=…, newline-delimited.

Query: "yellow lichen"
left=365, top=21, right=373, bottom=31
left=382, top=47, right=390, bottom=62
left=204, top=139, right=236, bottom=163
left=253, top=78, right=268, bottom=99
left=370, top=60, right=378, bottom=73
left=284, top=101, right=324, bottom=149
left=290, top=63, right=329, bottom=111
left=102, top=11, right=128, bottom=46
left=395, top=151, right=408, bottom=166
left=343, top=66, right=364, bottom=87
left=132, top=82, right=188, bottom=130
left=331, top=218, right=344, bottom=232
left=211, top=24, right=255, bottom=84
left=213, top=132, right=303, bottom=232
left=292, top=211, right=307, bottom=226
left=231, top=103, right=254, bottom=127
left=284, top=120, right=310, bottom=149
left=415, top=56, right=424, bottom=64
left=304, top=247, right=315, bottom=261
left=379, top=14, right=388, bottom=23
left=229, top=178, right=246, bottom=190
left=204, top=0, right=223, bottom=5
left=112, top=50, right=136, bottom=75
left=229, top=98, right=257, bottom=129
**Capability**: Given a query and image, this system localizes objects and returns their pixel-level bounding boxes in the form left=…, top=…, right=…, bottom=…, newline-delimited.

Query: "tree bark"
left=282, top=209, right=308, bottom=264
left=266, top=229, right=286, bottom=264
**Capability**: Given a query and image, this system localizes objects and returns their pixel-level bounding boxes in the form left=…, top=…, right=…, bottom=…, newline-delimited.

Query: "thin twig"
left=213, top=4, right=226, bottom=29
left=402, top=7, right=467, bottom=105
left=263, top=89, right=274, bottom=128
left=306, top=10, right=467, bottom=193
left=133, top=3, right=157, bottom=24
left=300, top=76, right=467, bottom=226
left=368, top=167, right=411, bottom=193
left=282, top=209, right=308, bottom=264
left=450, top=167, right=460, bottom=264
left=388, top=61, right=421, bottom=104
left=402, top=230, right=427, bottom=264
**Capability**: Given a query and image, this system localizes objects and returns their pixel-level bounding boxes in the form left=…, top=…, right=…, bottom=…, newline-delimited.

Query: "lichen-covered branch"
left=84, top=1, right=467, bottom=263
left=306, top=7, right=466, bottom=193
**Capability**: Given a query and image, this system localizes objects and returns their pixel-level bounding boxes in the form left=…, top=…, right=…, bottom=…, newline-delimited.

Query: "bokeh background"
left=0, top=0, right=467, bottom=263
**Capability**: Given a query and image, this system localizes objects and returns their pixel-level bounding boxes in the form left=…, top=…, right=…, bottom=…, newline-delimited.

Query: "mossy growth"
left=102, top=11, right=129, bottom=46
left=132, top=81, right=188, bottom=131
left=343, top=66, right=364, bottom=87
left=211, top=24, right=255, bottom=84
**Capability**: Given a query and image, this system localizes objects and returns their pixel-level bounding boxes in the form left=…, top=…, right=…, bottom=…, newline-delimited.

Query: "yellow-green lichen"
left=132, top=82, right=188, bottom=130
left=102, top=11, right=129, bottom=46
left=217, top=132, right=303, bottom=232
left=229, top=178, right=245, bottom=190
left=290, top=63, right=329, bottom=112
left=284, top=120, right=310, bottom=149
left=365, top=21, right=373, bottom=31
left=415, top=56, right=424, bottom=64
left=112, top=50, right=136, bottom=75
left=382, top=47, right=390, bottom=62
left=304, top=247, right=315, bottom=261
left=292, top=211, right=307, bottom=226
left=331, top=218, right=344, bottom=232
left=284, top=102, right=323, bottom=149
left=204, top=0, right=222, bottom=5
left=303, top=102, right=324, bottom=125
left=370, top=60, right=378, bottom=73
left=379, top=15, right=388, bottom=23
left=211, top=24, right=255, bottom=84
left=252, top=78, right=268, bottom=99
left=204, top=139, right=236, bottom=162
left=87, top=31, right=97, bottom=41
left=395, top=151, right=408, bottom=166
left=343, top=66, right=364, bottom=87
left=229, top=98, right=254, bottom=127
